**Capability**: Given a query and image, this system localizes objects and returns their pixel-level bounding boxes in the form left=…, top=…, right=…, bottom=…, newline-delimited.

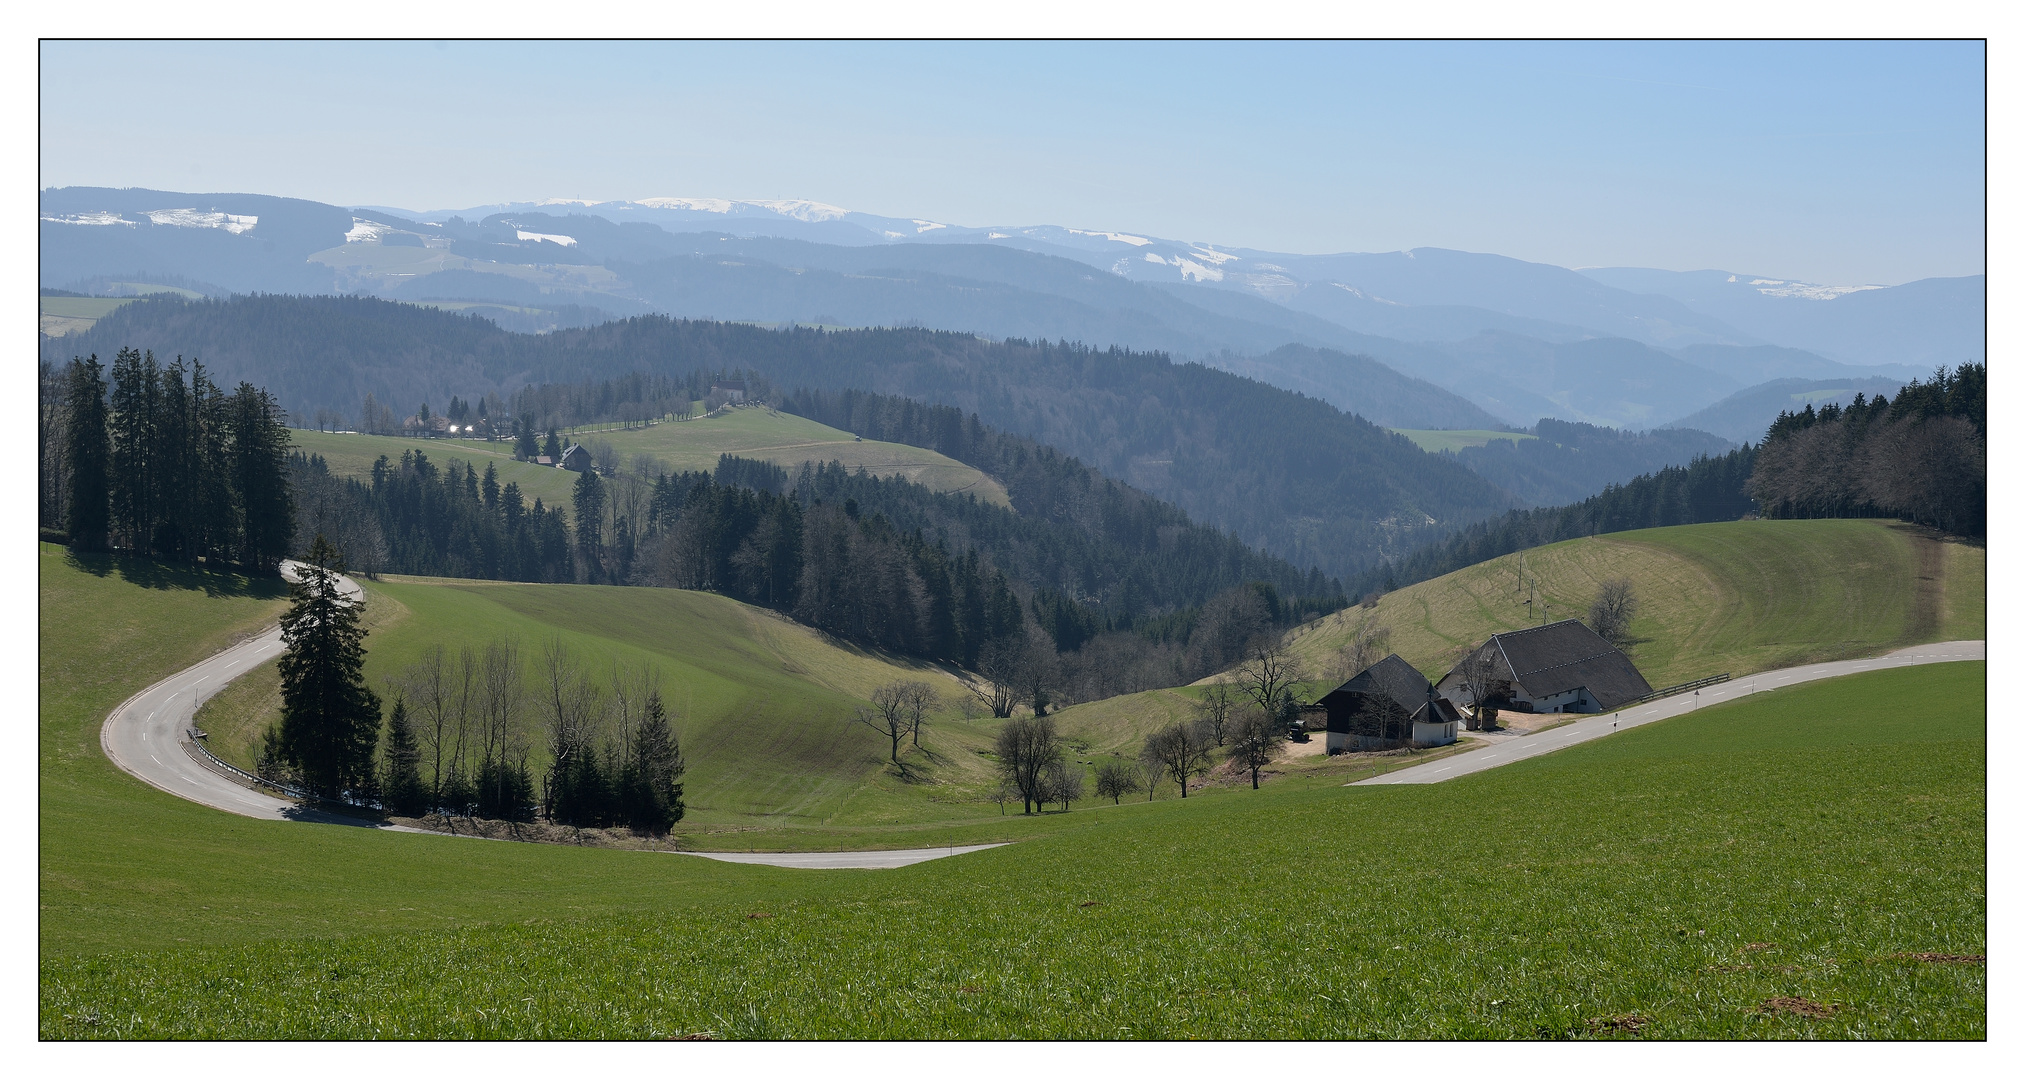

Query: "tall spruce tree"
left=623, top=690, right=686, bottom=833
left=62, top=355, right=111, bottom=551
left=381, top=692, right=426, bottom=816
left=190, top=362, right=238, bottom=562
left=277, top=535, right=380, bottom=800
left=228, top=382, right=295, bottom=572
left=153, top=358, right=195, bottom=559
left=108, top=347, right=161, bottom=553
left=572, top=466, right=606, bottom=579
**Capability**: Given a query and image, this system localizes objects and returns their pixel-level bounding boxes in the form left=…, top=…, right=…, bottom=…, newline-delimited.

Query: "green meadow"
left=586, top=407, right=1010, bottom=506
left=1289, top=518, right=1984, bottom=688
left=1386, top=428, right=1538, bottom=454
left=288, top=407, right=1009, bottom=510
left=288, top=429, right=585, bottom=510
left=39, top=528, right=1984, bottom=1038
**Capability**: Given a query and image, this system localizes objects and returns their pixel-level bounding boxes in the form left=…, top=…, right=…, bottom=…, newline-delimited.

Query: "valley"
left=40, top=537, right=1985, bottom=1036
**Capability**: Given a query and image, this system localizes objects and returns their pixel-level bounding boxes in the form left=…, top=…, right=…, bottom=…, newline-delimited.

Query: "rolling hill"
left=40, top=537, right=1985, bottom=1036
left=1284, top=518, right=1984, bottom=691
left=289, top=409, right=1010, bottom=511
left=45, top=186, right=1944, bottom=435
left=191, top=572, right=1007, bottom=827
left=47, top=296, right=1517, bottom=578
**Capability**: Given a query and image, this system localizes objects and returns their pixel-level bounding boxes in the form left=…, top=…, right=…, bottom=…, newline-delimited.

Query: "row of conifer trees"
left=49, top=348, right=296, bottom=571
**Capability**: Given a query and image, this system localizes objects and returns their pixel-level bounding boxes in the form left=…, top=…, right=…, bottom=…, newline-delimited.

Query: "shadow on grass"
left=60, top=548, right=289, bottom=600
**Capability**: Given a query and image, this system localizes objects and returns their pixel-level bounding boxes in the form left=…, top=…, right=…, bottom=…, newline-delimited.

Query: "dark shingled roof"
left=1474, top=619, right=1652, bottom=710
left=1322, top=654, right=1438, bottom=714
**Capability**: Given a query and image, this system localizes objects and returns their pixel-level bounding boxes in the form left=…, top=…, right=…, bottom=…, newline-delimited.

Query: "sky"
left=38, top=40, right=1986, bottom=285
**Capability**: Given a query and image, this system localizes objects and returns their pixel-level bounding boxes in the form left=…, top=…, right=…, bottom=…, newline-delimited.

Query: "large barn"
left=1317, top=654, right=1464, bottom=754
left=1436, top=619, right=1652, bottom=716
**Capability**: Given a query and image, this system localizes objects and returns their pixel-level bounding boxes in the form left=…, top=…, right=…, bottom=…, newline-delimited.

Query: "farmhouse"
left=1317, top=654, right=1463, bottom=754
left=557, top=444, right=593, bottom=472
left=1436, top=619, right=1652, bottom=716
left=712, top=380, right=747, bottom=403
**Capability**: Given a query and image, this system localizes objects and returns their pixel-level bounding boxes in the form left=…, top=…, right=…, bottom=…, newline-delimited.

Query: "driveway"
left=1352, top=639, right=1984, bottom=787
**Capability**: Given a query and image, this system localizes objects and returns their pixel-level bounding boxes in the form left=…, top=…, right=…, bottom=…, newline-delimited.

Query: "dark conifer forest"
left=1750, top=364, right=1984, bottom=536
left=47, top=296, right=1516, bottom=577
left=41, top=349, right=296, bottom=572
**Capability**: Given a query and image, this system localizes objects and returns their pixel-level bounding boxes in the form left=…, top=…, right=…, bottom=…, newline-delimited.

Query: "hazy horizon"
left=40, top=40, right=1986, bottom=286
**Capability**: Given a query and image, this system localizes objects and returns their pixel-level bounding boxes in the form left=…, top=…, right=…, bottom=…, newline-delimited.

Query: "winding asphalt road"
left=95, top=563, right=999, bottom=867
left=98, top=559, right=383, bottom=827
left=1352, top=639, right=1984, bottom=786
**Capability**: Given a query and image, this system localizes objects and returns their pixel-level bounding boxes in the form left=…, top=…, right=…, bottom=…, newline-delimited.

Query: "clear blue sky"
left=39, top=40, right=1985, bottom=284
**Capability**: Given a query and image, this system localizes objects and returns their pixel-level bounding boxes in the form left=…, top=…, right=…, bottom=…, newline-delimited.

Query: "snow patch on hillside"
left=638, top=196, right=736, bottom=213
left=1073, top=229, right=1152, bottom=247
left=1748, top=278, right=1884, bottom=301
left=516, top=229, right=578, bottom=247
left=1143, top=252, right=1224, bottom=282
left=634, top=196, right=850, bottom=222
left=346, top=219, right=391, bottom=243
left=146, top=209, right=258, bottom=233
left=912, top=220, right=946, bottom=232
left=42, top=211, right=135, bottom=227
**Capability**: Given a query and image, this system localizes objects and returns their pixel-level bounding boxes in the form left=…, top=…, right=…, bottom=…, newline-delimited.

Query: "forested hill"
left=47, top=295, right=1517, bottom=578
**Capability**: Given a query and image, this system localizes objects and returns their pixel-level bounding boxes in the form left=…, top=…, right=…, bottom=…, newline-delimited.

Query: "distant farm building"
left=711, top=380, right=747, bottom=403
left=1317, top=654, right=1462, bottom=754
left=557, top=444, right=593, bottom=472
left=1436, top=619, right=1652, bottom=716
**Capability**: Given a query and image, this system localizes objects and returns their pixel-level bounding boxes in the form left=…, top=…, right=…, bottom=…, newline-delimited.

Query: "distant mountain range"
left=42, top=185, right=1980, bottom=441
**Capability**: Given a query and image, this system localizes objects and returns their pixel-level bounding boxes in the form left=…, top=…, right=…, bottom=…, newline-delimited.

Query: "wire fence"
left=1632, top=672, right=1731, bottom=706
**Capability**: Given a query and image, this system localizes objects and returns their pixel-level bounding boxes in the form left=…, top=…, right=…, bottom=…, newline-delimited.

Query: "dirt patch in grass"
left=1585, top=1013, right=1648, bottom=1035
left=1759, top=996, right=1837, bottom=1019
left=1893, top=952, right=1984, bottom=964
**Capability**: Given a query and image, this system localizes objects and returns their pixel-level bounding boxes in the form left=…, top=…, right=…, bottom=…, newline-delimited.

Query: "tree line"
left=1750, top=363, right=1984, bottom=537
left=1357, top=444, right=1760, bottom=598
left=987, top=638, right=1309, bottom=815
left=41, top=349, right=296, bottom=571
left=261, top=541, right=686, bottom=833
left=45, top=295, right=1516, bottom=578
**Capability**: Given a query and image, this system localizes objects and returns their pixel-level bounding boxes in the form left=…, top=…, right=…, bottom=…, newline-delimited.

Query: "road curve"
left=1352, top=639, right=1985, bottom=787
left=97, top=560, right=394, bottom=827
left=94, top=563, right=1004, bottom=865
left=674, top=844, right=1010, bottom=869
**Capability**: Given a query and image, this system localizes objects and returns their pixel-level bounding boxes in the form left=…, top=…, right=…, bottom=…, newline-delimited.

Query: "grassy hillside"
left=45, top=654, right=1986, bottom=1038
left=288, top=429, right=584, bottom=509
left=587, top=407, right=1011, bottom=506
left=194, top=573, right=1009, bottom=827
left=1388, top=428, right=1536, bottom=454
left=40, top=295, right=142, bottom=337
left=288, top=408, right=1009, bottom=509
left=1289, top=519, right=1984, bottom=689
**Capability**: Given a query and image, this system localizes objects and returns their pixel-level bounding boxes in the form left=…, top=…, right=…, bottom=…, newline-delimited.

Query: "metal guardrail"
left=186, top=728, right=313, bottom=801
left=1632, top=672, right=1731, bottom=706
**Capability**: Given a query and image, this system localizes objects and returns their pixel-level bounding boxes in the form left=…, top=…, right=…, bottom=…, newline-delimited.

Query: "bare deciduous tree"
left=1093, top=757, right=1141, bottom=804
left=1040, top=757, right=1085, bottom=811
left=1236, top=636, right=1303, bottom=719
left=855, top=681, right=923, bottom=763
left=1193, top=679, right=1238, bottom=746
left=1588, top=578, right=1640, bottom=651
left=1450, top=645, right=1506, bottom=732
left=1137, top=748, right=1165, bottom=802
left=1227, top=703, right=1287, bottom=790
left=1144, top=719, right=1215, bottom=798
left=900, top=681, right=938, bottom=750
left=538, top=638, right=606, bottom=820
left=970, top=639, right=1022, bottom=719
left=994, top=714, right=1063, bottom=814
